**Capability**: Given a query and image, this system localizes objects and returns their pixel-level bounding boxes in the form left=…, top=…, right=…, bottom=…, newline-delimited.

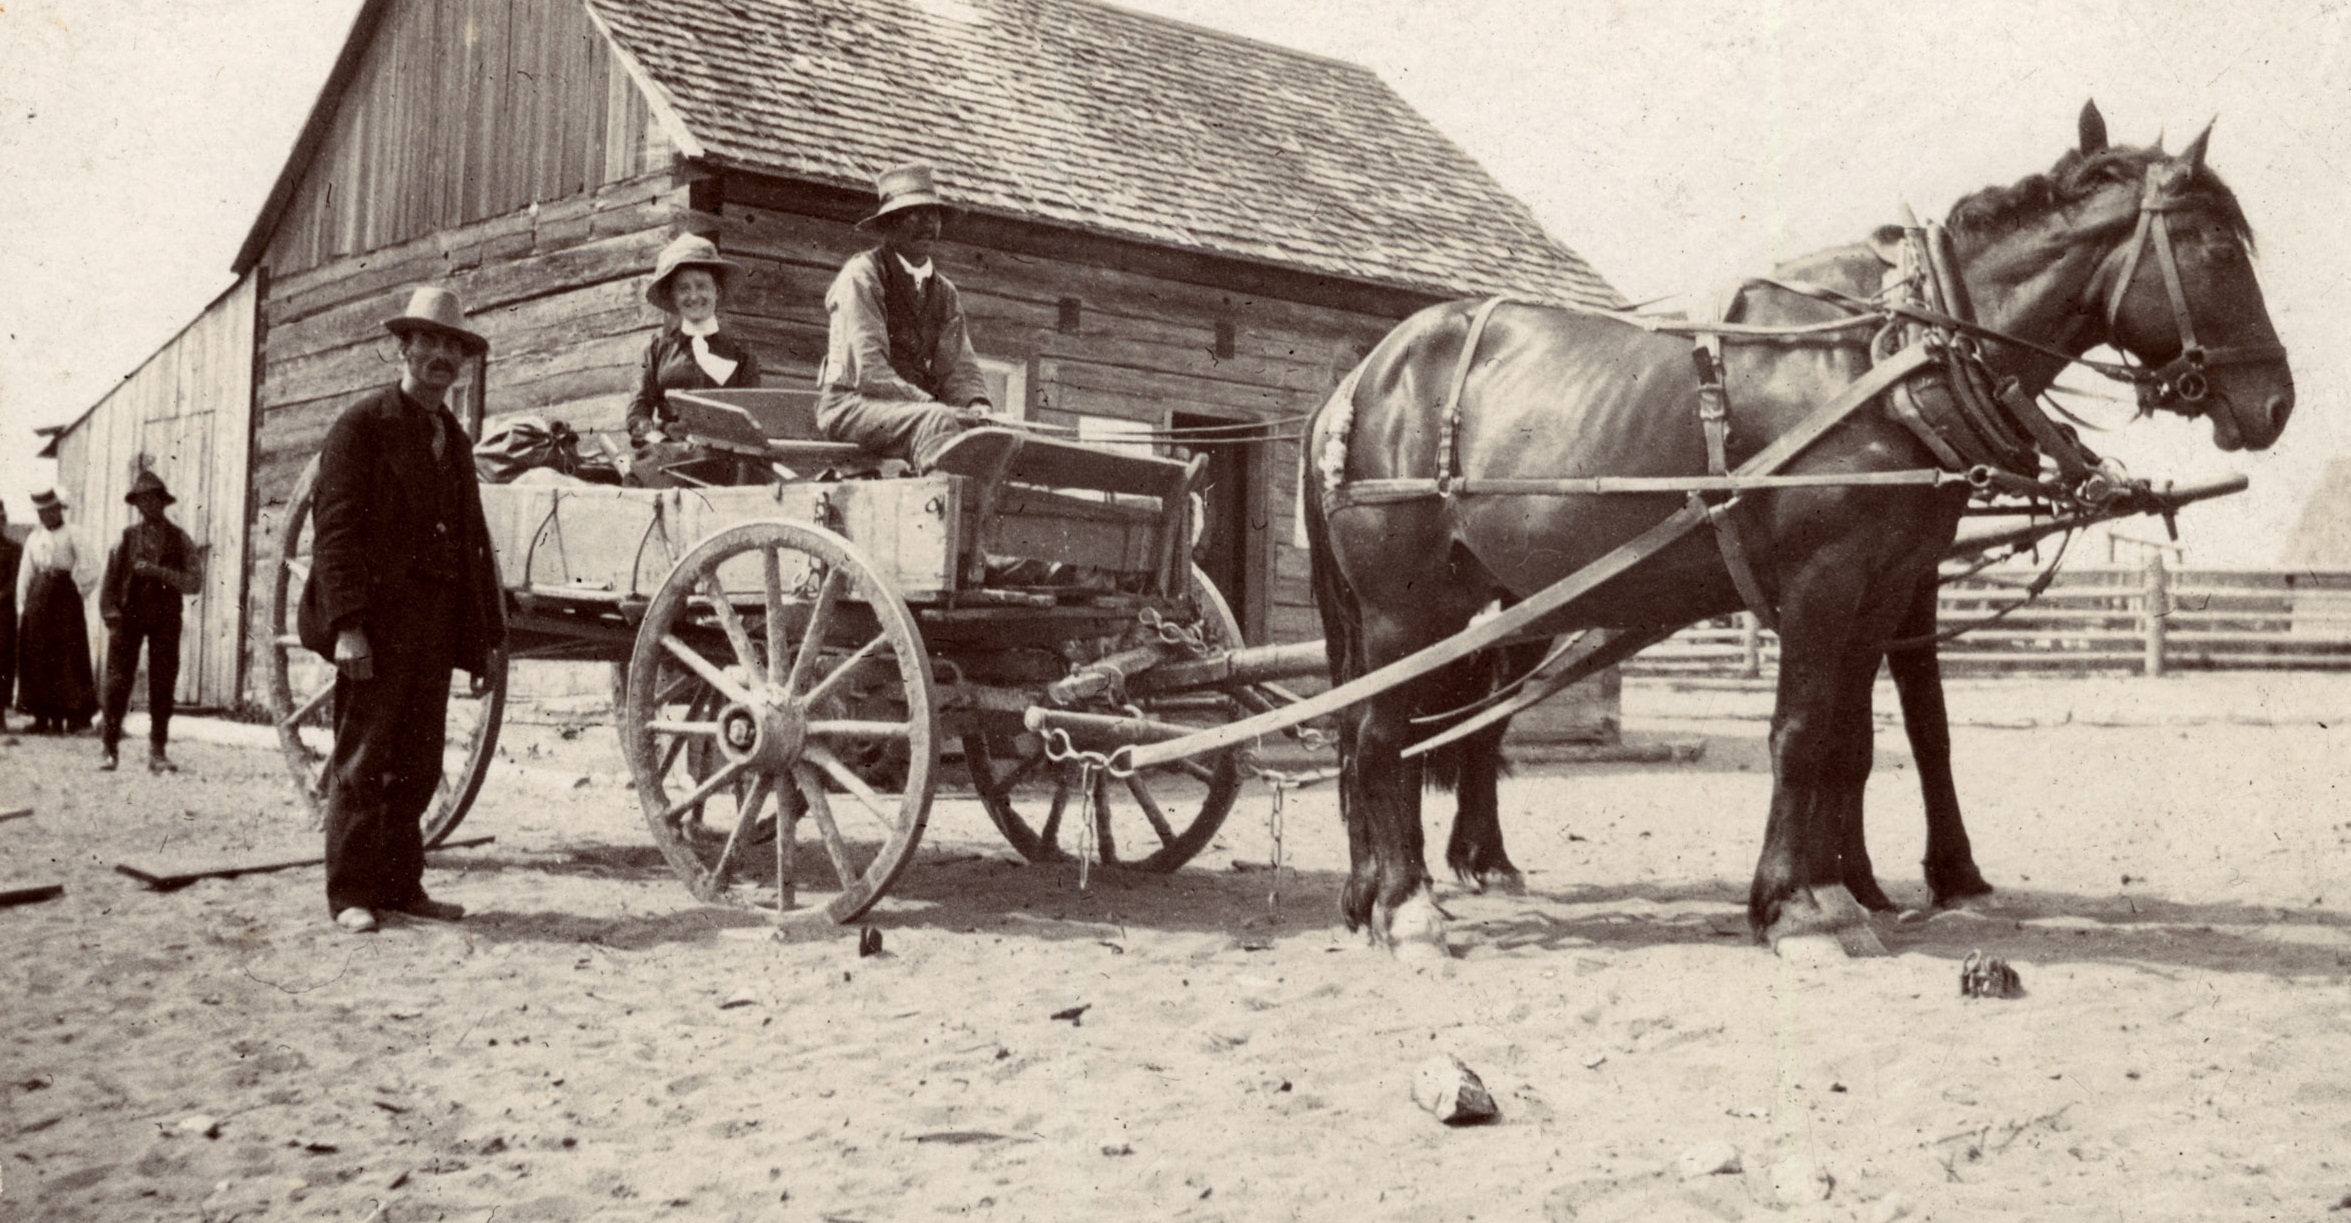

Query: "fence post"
left=2141, top=552, right=2169, bottom=677
left=1739, top=612, right=1762, bottom=679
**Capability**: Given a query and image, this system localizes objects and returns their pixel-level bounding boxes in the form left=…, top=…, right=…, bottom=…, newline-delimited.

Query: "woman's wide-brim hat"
left=125, top=469, right=176, bottom=506
left=646, top=233, right=744, bottom=312
left=855, top=161, right=961, bottom=231
left=383, top=285, right=489, bottom=354
left=30, top=489, right=66, bottom=513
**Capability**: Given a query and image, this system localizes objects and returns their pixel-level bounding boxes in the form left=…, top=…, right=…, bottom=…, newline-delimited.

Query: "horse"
left=1302, top=102, right=2293, bottom=957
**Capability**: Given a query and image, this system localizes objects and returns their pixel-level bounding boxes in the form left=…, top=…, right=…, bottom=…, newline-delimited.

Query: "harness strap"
left=1694, top=492, right=1780, bottom=631
left=1436, top=297, right=1512, bottom=496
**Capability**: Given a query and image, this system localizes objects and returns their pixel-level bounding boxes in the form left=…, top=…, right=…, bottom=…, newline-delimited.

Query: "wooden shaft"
left=1128, top=640, right=1328, bottom=694
left=1022, top=707, right=1200, bottom=750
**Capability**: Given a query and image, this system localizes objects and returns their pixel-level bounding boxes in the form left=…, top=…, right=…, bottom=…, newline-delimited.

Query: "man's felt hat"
left=856, top=162, right=959, bottom=231
left=384, top=285, right=489, bottom=354
left=645, top=233, right=745, bottom=312
left=125, top=470, right=176, bottom=506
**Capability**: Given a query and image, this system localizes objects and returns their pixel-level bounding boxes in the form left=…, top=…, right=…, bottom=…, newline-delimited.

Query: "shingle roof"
left=587, top=0, right=1624, bottom=309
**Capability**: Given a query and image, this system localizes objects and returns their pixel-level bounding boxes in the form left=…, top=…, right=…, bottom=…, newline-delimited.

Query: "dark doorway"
left=1176, top=412, right=1254, bottom=642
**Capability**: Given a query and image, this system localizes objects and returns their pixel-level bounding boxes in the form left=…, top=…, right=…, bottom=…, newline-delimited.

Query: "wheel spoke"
left=655, top=686, right=717, bottom=779
left=804, top=745, right=902, bottom=836
left=281, top=679, right=335, bottom=730
left=661, top=635, right=754, bottom=706
left=1123, top=773, right=1179, bottom=845
left=761, top=546, right=789, bottom=686
left=1174, top=758, right=1216, bottom=783
left=800, top=632, right=888, bottom=712
left=788, top=567, right=844, bottom=698
left=698, top=570, right=763, bottom=676
left=796, top=768, right=860, bottom=888
left=709, top=772, right=773, bottom=890
left=656, top=760, right=748, bottom=827
left=805, top=719, right=912, bottom=741
left=1094, top=772, right=1120, bottom=864
left=646, top=719, right=721, bottom=737
left=1039, top=770, right=1072, bottom=852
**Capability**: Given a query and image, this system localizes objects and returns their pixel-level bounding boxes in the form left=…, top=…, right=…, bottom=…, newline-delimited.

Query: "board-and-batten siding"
left=715, top=196, right=1392, bottom=645
left=267, top=0, right=663, bottom=277
left=50, top=275, right=257, bottom=711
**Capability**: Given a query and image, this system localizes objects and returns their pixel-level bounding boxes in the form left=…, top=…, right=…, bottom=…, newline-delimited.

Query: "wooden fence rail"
left=1628, top=563, right=2351, bottom=678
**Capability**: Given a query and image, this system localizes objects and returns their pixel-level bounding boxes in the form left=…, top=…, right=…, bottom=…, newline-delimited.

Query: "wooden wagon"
left=260, top=388, right=1330, bottom=924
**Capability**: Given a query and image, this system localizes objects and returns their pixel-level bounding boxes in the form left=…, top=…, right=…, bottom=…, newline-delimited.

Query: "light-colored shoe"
left=148, top=750, right=178, bottom=774
left=335, top=907, right=379, bottom=933
left=98, top=748, right=119, bottom=772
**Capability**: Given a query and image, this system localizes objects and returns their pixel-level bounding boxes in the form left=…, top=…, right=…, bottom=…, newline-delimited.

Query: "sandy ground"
left=3, top=671, right=2349, bottom=1222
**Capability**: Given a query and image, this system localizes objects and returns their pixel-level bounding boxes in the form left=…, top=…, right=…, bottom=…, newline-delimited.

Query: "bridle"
left=2097, top=161, right=2289, bottom=410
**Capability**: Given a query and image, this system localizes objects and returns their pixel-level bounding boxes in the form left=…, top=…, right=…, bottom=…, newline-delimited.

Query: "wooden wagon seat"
left=667, top=388, right=875, bottom=472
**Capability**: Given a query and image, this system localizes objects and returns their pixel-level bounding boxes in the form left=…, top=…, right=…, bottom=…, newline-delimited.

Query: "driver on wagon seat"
left=817, top=162, right=996, bottom=472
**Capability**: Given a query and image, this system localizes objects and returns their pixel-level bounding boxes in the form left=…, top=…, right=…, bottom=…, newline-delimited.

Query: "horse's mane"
left=1945, top=145, right=2255, bottom=254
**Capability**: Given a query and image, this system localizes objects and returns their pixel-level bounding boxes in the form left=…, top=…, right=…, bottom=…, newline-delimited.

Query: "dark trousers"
left=323, top=645, right=452, bottom=914
left=102, top=616, right=181, bottom=751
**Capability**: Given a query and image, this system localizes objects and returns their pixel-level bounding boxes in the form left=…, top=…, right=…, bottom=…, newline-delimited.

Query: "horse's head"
left=2071, top=106, right=2293, bottom=451
left=1954, top=102, right=2295, bottom=452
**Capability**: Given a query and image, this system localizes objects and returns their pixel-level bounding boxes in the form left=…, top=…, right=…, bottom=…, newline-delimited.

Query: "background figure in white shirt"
left=14, top=489, right=98, bottom=734
left=816, top=162, right=995, bottom=471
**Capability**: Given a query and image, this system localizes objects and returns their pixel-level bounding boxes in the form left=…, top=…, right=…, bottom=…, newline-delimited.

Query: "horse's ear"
left=2179, top=119, right=2214, bottom=172
left=1866, top=225, right=1905, bottom=265
left=2078, top=100, right=2108, bottom=154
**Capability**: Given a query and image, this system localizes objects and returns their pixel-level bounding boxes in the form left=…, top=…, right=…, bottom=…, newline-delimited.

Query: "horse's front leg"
left=1885, top=581, right=1995, bottom=907
left=1827, top=656, right=1897, bottom=914
left=1750, top=572, right=1890, bottom=957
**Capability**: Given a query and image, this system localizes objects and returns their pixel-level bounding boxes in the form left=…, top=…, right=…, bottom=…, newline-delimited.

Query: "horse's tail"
left=1303, top=368, right=1366, bottom=692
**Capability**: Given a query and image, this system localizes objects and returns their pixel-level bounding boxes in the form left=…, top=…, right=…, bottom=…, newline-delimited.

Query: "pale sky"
left=2, top=0, right=2345, bottom=559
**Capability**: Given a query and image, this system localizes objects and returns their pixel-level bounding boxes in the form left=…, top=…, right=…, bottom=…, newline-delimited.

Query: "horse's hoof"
left=1386, top=892, right=1453, bottom=963
left=1476, top=867, right=1526, bottom=896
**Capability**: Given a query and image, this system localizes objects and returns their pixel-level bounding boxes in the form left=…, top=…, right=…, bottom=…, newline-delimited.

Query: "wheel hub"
left=716, top=688, right=806, bottom=771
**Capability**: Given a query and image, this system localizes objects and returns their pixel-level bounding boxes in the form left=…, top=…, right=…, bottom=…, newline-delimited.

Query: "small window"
left=1213, top=318, right=1236, bottom=361
left=1057, top=297, right=1083, bottom=333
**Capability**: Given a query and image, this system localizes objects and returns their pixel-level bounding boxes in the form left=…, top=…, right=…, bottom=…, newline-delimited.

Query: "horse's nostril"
left=2267, top=390, right=2296, bottom=433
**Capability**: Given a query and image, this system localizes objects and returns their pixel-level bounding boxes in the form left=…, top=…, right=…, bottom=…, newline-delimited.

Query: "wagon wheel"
left=623, top=520, right=936, bottom=924
left=262, top=456, right=506, bottom=846
left=965, top=567, right=1244, bottom=872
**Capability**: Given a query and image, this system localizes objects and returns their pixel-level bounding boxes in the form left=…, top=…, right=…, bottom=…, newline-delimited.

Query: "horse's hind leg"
left=1339, top=682, right=1445, bottom=955
left=1826, top=652, right=1896, bottom=913
left=1886, top=582, right=1994, bottom=907
left=1442, top=643, right=1546, bottom=894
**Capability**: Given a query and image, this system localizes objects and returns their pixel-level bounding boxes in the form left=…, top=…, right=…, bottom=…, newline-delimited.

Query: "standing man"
left=296, top=286, right=505, bottom=934
left=816, top=162, right=996, bottom=471
left=14, top=490, right=98, bottom=735
left=98, top=470, right=202, bottom=772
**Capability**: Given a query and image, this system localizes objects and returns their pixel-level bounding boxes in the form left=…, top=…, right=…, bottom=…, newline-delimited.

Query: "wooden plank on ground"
left=115, top=836, right=496, bottom=892
left=0, top=807, right=33, bottom=823
left=1, top=882, right=63, bottom=906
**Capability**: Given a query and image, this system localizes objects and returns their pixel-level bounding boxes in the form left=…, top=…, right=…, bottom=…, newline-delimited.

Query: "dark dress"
left=0, top=531, right=19, bottom=715
left=623, top=324, right=762, bottom=442
left=15, top=530, right=97, bottom=728
left=298, top=384, right=505, bottom=915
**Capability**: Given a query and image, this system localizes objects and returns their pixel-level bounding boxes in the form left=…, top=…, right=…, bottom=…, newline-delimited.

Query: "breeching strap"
left=1121, top=339, right=1941, bottom=772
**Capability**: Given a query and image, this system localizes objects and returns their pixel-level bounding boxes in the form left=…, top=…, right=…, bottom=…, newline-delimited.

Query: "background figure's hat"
left=30, top=489, right=66, bottom=512
left=125, top=469, right=176, bottom=506
left=645, top=232, right=745, bottom=312
left=383, top=285, right=489, bottom=354
left=856, top=162, right=958, bottom=231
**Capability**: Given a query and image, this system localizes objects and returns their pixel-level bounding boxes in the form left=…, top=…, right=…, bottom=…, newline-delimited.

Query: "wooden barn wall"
left=714, top=194, right=1396, bottom=646
left=247, top=171, right=687, bottom=698
left=50, top=275, right=257, bottom=710
left=265, top=0, right=662, bottom=278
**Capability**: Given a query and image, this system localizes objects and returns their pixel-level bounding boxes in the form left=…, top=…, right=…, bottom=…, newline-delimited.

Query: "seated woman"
left=626, top=232, right=762, bottom=484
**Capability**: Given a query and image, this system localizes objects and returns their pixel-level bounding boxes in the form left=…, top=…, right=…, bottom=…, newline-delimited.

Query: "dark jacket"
left=100, top=519, right=198, bottom=626
left=296, top=384, right=505, bottom=672
left=625, top=325, right=762, bottom=441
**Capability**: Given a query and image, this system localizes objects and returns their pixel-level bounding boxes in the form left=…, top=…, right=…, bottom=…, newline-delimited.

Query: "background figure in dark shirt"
left=99, top=470, right=202, bottom=773
left=624, top=232, right=759, bottom=485
left=0, top=502, right=19, bottom=734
